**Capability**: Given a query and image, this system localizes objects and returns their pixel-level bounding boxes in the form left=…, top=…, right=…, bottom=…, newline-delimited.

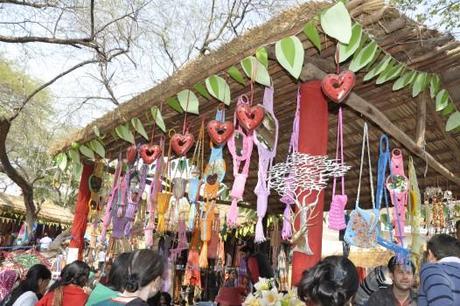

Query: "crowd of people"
left=0, top=233, right=459, bottom=306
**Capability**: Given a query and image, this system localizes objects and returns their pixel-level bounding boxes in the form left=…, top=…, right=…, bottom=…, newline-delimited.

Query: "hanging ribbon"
left=199, top=182, right=218, bottom=268
left=188, top=120, right=205, bottom=230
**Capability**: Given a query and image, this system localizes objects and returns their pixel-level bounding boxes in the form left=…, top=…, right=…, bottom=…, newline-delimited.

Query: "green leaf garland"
left=177, top=89, right=200, bottom=114
left=275, top=36, right=305, bottom=79
left=89, top=139, right=106, bottom=158
left=412, top=72, right=429, bottom=97
left=241, top=56, right=271, bottom=86
left=256, top=47, right=269, bottom=68
left=338, top=23, right=362, bottom=63
left=376, top=63, right=403, bottom=85
left=435, top=89, right=450, bottom=111
left=151, top=106, right=166, bottom=133
left=55, top=153, right=68, bottom=172
left=363, top=55, right=392, bottom=81
left=392, top=70, right=416, bottom=91
left=227, top=66, right=246, bottom=85
left=446, top=111, right=460, bottom=132
left=79, top=144, right=95, bottom=160
left=115, top=124, right=135, bottom=144
left=349, top=41, right=378, bottom=72
left=303, top=22, right=321, bottom=52
left=205, top=75, right=231, bottom=105
left=193, top=83, right=211, bottom=99
left=167, top=96, right=183, bottom=113
left=430, top=75, right=441, bottom=99
left=131, top=117, right=149, bottom=140
left=320, top=2, right=352, bottom=44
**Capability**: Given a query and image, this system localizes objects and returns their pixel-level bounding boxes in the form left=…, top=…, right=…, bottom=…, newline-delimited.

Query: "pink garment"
left=328, top=107, right=348, bottom=230
left=0, top=269, right=18, bottom=301
left=227, top=94, right=254, bottom=227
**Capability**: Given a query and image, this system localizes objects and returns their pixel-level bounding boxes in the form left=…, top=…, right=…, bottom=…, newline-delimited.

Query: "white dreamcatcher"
left=269, top=151, right=350, bottom=254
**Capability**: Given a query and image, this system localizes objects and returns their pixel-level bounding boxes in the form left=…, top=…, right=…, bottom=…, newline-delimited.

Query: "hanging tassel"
left=188, top=203, right=197, bottom=231
left=281, top=205, right=292, bottom=240
left=255, top=217, right=265, bottom=243
left=199, top=242, right=208, bottom=268
left=227, top=198, right=238, bottom=227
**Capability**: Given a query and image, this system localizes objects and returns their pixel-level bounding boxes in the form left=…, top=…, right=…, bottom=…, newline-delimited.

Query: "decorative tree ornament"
left=321, top=70, right=355, bottom=103
left=207, top=120, right=234, bottom=145
left=170, top=132, right=195, bottom=156
left=139, top=143, right=162, bottom=165
left=235, top=104, right=265, bottom=132
left=126, top=144, right=138, bottom=164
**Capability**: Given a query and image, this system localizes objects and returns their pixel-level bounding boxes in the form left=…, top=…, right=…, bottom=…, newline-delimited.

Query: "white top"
left=98, top=250, right=106, bottom=262
left=12, top=291, right=38, bottom=306
left=39, top=236, right=52, bottom=250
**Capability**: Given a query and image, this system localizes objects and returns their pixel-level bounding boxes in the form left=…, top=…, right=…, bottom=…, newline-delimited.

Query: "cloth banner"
left=69, top=163, right=94, bottom=260
left=291, top=80, right=329, bottom=285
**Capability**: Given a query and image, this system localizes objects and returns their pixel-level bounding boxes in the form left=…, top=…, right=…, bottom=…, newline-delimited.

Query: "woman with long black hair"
left=2, top=264, right=51, bottom=306
left=37, top=260, right=90, bottom=306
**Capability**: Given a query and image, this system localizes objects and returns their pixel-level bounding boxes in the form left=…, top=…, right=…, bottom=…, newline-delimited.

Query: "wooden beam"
left=299, top=63, right=460, bottom=187
left=415, top=92, right=427, bottom=147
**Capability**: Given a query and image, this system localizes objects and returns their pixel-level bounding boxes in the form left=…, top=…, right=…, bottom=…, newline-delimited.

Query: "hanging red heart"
left=171, top=133, right=195, bottom=156
left=139, top=144, right=162, bottom=165
left=207, top=120, right=234, bottom=145
left=321, top=70, right=356, bottom=103
left=126, top=144, right=137, bottom=164
left=236, top=104, right=265, bottom=132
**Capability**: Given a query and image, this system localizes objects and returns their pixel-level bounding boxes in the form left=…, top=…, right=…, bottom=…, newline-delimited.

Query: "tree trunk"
left=0, top=117, right=36, bottom=236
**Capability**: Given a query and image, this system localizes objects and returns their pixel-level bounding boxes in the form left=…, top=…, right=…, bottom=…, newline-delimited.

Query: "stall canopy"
left=50, top=0, right=460, bottom=212
left=0, top=192, right=74, bottom=225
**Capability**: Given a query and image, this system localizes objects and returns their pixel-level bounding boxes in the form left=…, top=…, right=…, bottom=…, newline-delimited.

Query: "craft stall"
left=47, top=0, right=460, bottom=303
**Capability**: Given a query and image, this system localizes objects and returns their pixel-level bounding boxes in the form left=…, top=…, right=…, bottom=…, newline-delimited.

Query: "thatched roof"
left=50, top=0, right=460, bottom=211
left=0, top=193, right=74, bottom=224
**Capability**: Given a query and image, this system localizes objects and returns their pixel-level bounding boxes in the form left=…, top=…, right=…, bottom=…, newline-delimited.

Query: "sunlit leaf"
left=376, top=64, right=403, bottom=85
left=131, top=117, right=149, bottom=140
left=430, top=74, right=441, bottom=98
left=303, top=22, right=321, bottom=52
left=363, top=55, right=392, bottom=81
left=68, top=148, right=80, bottom=163
left=90, top=139, right=105, bottom=158
left=177, top=89, right=199, bottom=114
left=93, top=126, right=101, bottom=138
left=193, top=83, right=211, bottom=100
left=205, top=75, right=231, bottom=105
left=256, top=47, right=268, bottom=68
left=435, top=89, right=450, bottom=111
left=115, top=124, right=135, bottom=144
left=151, top=106, right=166, bottom=133
left=79, top=144, right=94, bottom=160
left=412, top=72, right=429, bottom=97
left=167, top=96, right=183, bottom=113
left=446, top=111, right=460, bottom=132
left=392, top=70, right=416, bottom=91
left=338, top=23, right=362, bottom=62
left=320, top=2, right=352, bottom=44
left=349, top=41, right=378, bottom=72
left=275, top=36, right=305, bottom=79
left=227, top=66, right=246, bottom=85
left=241, top=56, right=271, bottom=86
left=55, top=153, right=68, bottom=172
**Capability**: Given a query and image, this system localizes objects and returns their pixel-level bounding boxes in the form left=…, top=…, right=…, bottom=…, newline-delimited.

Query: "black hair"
left=4, top=264, right=51, bottom=306
left=160, top=292, right=172, bottom=305
left=125, top=249, right=165, bottom=293
left=427, top=234, right=460, bottom=260
left=48, top=261, right=90, bottom=306
left=387, top=256, right=416, bottom=274
left=298, top=256, right=359, bottom=306
left=106, top=252, right=131, bottom=292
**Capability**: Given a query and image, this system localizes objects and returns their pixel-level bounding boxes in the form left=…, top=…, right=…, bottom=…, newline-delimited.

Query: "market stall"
left=48, top=0, right=460, bottom=303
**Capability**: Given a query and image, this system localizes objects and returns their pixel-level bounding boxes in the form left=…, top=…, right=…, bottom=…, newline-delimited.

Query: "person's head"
left=48, top=261, right=90, bottom=306
left=106, top=252, right=131, bottom=292
left=125, top=249, right=166, bottom=299
left=426, top=234, right=460, bottom=262
left=456, top=220, right=460, bottom=240
left=387, top=257, right=415, bottom=291
left=5, top=264, right=51, bottom=306
left=298, top=256, right=359, bottom=306
left=160, top=292, right=172, bottom=306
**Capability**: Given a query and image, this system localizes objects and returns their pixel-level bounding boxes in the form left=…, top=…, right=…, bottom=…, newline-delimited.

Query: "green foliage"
left=303, top=22, right=321, bottom=52
left=320, top=1, right=352, bottom=44
left=275, top=36, right=305, bottom=79
left=338, top=23, right=363, bottom=63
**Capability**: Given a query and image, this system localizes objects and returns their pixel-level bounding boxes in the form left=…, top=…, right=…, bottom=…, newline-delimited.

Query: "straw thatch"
left=0, top=193, right=74, bottom=224
left=50, top=0, right=460, bottom=211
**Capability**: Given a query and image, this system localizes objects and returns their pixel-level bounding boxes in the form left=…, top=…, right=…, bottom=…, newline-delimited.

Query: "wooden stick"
left=415, top=92, right=427, bottom=148
left=300, top=63, right=460, bottom=187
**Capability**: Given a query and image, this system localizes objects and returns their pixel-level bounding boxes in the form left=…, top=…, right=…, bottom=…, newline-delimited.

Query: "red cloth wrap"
left=69, top=163, right=94, bottom=260
left=291, top=81, right=328, bottom=286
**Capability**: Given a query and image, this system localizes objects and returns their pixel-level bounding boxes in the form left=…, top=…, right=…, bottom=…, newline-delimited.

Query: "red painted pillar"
left=291, top=80, right=329, bottom=286
left=69, top=163, right=94, bottom=260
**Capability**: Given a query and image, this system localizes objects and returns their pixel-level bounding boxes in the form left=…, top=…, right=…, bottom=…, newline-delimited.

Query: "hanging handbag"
left=344, top=122, right=379, bottom=248
left=328, top=107, right=347, bottom=230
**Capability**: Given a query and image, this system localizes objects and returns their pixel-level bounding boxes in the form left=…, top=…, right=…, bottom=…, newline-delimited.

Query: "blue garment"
left=418, top=260, right=460, bottom=306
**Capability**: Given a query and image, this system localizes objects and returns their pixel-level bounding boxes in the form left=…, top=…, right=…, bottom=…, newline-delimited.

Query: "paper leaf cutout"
left=167, top=96, right=183, bottom=113
left=435, top=89, right=450, bottom=111
left=349, top=41, right=378, bottom=72
left=72, top=160, right=83, bottom=179
left=193, top=83, right=211, bottom=100
left=442, top=101, right=456, bottom=116
left=79, top=144, right=95, bottom=160
left=55, top=153, right=68, bottom=172
left=376, top=63, right=403, bottom=85
left=131, top=117, right=149, bottom=140
left=93, top=126, right=101, bottom=138
left=275, top=36, right=305, bottom=79
left=115, top=124, right=135, bottom=144
left=256, top=47, right=268, bottom=68
left=241, top=56, right=271, bottom=86
left=412, top=72, right=429, bottom=97
left=227, top=66, right=246, bottom=85
left=392, top=71, right=416, bottom=91
left=363, top=55, right=392, bottom=81
left=151, top=106, right=166, bottom=133
left=68, top=148, right=80, bottom=165
left=430, top=75, right=441, bottom=98
left=303, top=22, right=321, bottom=52
left=338, top=23, right=362, bottom=63
left=90, top=139, right=106, bottom=158
left=320, top=2, right=352, bottom=44
left=177, top=89, right=199, bottom=115
left=446, top=111, right=460, bottom=132
left=205, top=75, right=231, bottom=105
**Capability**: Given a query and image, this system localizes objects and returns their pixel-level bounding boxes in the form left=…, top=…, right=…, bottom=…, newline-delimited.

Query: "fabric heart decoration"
left=171, top=133, right=195, bottom=156
left=126, top=144, right=137, bottom=164
left=236, top=104, right=265, bottom=132
left=321, top=70, right=356, bottom=103
left=139, top=144, right=162, bottom=165
left=207, top=120, right=234, bottom=145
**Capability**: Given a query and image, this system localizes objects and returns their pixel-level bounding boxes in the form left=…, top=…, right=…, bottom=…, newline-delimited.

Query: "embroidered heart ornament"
left=236, top=104, right=265, bottom=132
left=207, top=120, right=234, bottom=145
left=126, top=144, right=137, bottom=164
left=139, top=144, right=162, bottom=165
left=321, top=70, right=356, bottom=103
left=171, top=133, right=195, bottom=156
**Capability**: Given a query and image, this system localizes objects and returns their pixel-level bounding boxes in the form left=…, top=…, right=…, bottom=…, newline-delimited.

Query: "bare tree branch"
left=9, top=58, right=100, bottom=122
left=0, top=35, right=94, bottom=47
left=0, top=0, right=58, bottom=9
